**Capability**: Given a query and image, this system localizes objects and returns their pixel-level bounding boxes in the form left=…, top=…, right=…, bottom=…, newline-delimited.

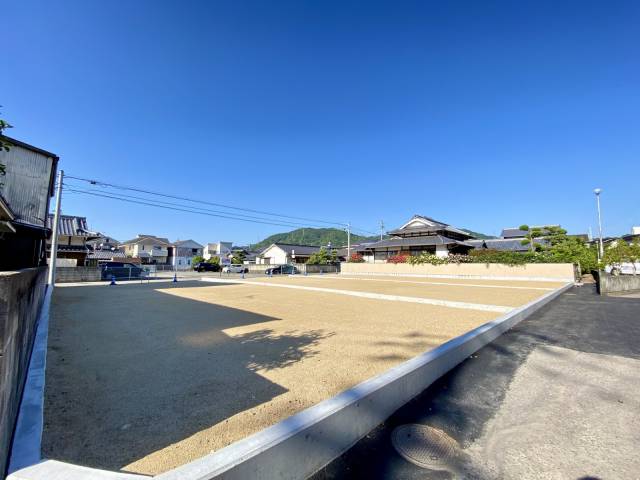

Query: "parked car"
left=222, top=264, right=249, bottom=274
left=265, top=265, right=299, bottom=275
left=605, top=262, right=640, bottom=275
left=193, top=262, right=221, bottom=272
left=101, top=261, right=145, bottom=280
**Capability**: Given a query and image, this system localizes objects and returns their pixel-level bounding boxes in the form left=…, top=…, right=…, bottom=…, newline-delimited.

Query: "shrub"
left=388, top=254, right=408, bottom=264
left=348, top=253, right=365, bottom=263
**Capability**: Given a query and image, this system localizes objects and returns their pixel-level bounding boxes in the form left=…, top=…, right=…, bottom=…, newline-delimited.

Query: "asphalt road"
left=312, top=284, right=640, bottom=480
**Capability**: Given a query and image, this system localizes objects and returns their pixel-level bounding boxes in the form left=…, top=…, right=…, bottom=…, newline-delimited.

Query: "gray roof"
left=173, top=239, right=204, bottom=248
left=501, top=228, right=528, bottom=238
left=467, top=238, right=548, bottom=252
left=46, top=214, right=98, bottom=238
left=87, top=249, right=126, bottom=259
left=393, top=215, right=474, bottom=239
left=363, top=235, right=472, bottom=249
left=501, top=225, right=561, bottom=238
left=120, top=234, right=171, bottom=246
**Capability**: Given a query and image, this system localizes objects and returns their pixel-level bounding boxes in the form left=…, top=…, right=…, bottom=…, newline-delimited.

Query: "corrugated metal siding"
left=0, top=145, right=55, bottom=228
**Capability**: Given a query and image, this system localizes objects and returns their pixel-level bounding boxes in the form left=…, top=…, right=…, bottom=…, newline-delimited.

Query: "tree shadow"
left=43, top=281, right=333, bottom=472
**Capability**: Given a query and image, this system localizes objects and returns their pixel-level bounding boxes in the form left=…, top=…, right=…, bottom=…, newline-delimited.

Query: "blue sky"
left=4, top=0, right=639, bottom=245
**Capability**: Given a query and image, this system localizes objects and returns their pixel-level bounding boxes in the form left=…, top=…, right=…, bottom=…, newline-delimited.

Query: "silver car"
left=222, top=264, right=249, bottom=274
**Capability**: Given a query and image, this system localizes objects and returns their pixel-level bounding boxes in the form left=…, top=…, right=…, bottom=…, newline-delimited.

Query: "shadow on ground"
left=43, top=281, right=332, bottom=471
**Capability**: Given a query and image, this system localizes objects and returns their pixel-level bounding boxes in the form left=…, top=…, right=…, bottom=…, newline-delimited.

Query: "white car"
left=605, top=262, right=640, bottom=275
left=222, top=264, right=249, bottom=274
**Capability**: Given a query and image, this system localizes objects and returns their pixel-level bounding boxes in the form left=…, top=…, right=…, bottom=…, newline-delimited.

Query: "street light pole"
left=594, top=188, right=604, bottom=262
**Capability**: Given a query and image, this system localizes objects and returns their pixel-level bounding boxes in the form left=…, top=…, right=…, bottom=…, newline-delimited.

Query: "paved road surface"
left=313, top=285, right=640, bottom=480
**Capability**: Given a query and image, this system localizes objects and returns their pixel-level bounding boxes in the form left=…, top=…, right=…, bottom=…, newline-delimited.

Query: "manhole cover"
left=391, top=424, right=459, bottom=469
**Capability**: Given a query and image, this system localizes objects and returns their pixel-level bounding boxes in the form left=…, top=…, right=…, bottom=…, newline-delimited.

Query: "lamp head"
left=594, top=188, right=602, bottom=195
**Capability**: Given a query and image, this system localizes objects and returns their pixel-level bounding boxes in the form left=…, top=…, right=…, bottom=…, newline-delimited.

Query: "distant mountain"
left=251, top=228, right=377, bottom=252
left=462, top=229, right=496, bottom=240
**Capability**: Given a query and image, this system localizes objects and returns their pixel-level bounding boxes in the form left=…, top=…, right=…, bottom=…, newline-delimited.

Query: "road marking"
left=201, top=277, right=513, bottom=313
left=304, top=275, right=556, bottom=291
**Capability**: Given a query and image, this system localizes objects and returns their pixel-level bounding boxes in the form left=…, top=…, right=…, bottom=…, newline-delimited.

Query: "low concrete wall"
left=599, top=273, right=640, bottom=295
left=340, top=262, right=575, bottom=281
left=55, top=267, right=101, bottom=283
left=0, top=268, right=47, bottom=475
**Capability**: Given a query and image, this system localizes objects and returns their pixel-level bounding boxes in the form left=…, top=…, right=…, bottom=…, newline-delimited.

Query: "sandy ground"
left=43, top=277, right=554, bottom=475
left=235, top=275, right=563, bottom=307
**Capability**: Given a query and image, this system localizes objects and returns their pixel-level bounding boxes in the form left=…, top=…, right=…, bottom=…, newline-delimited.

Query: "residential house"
left=86, top=235, right=126, bottom=264
left=203, top=241, right=233, bottom=264
left=45, top=214, right=100, bottom=266
left=500, top=225, right=560, bottom=239
left=466, top=238, right=532, bottom=252
left=361, top=215, right=475, bottom=262
left=0, top=136, right=58, bottom=270
left=172, top=239, right=204, bottom=269
left=478, top=224, right=588, bottom=252
left=121, top=234, right=171, bottom=264
left=256, top=243, right=323, bottom=265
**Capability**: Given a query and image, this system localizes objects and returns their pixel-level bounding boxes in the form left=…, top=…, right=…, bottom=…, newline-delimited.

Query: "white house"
left=203, top=241, right=233, bottom=265
left=256, top=243, right=322, bottom=265
left=361, top=215, right=475, bottom=262
left=172, top=239, right=204, bottom=269
left=121, top=234, right=171, bottom=264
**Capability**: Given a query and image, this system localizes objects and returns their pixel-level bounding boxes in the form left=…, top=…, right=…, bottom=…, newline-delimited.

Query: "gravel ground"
left=42, top=277, right=555, bottom=475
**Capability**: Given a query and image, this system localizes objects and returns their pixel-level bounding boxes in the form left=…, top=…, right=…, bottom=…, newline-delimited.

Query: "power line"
left=63, top=188, right=340, bottom=229
left=65, top=174, right=347, bottom=227
left=63, top=184, right=329, bottom=230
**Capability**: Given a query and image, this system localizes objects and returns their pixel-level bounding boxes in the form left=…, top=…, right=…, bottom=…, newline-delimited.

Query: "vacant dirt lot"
left=43, top=277, right=557, bottom=475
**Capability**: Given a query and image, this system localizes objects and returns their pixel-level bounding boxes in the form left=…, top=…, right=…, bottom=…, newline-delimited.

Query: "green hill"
left=251, top=228, right=375, bottom=252
left=461, top=229, right=496, bottom=239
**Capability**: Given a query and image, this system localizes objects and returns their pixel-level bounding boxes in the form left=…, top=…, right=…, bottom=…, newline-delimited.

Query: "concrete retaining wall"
left=55, top=267, right=101, bottom=283
left=599, top=273, right=640, bottom=295
left=0, top=268, right=47, bottom=475
left=340, top=262, right=575, bottom=281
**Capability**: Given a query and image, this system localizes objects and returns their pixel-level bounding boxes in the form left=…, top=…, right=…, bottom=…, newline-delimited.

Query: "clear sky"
left=4, top=0, right=639, bottom=245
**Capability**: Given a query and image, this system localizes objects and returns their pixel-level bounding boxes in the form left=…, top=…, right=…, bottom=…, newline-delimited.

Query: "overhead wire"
left=65, top=174, right=348, bottom=228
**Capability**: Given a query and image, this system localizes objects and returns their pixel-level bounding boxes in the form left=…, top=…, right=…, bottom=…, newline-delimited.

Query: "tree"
left=628, top=239, right=640, bottom=275
left=307, top=247, right=331, bottom=265
left=191, top=255, right=205, bottom=265
left=603, top=238, right=640, bottom=275
left=519, top=224, right=567, bottom=252
left=546, top=236, right=598, bottom=273
left=207, top=256, right=220, bottom=265
left=231, top=250, right=246, bottom=264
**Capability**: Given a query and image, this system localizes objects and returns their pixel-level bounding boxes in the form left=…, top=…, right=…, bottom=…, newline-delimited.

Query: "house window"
left=141, top=245, right=145, bottom=251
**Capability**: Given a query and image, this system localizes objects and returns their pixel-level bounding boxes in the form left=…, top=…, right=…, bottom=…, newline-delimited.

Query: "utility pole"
left=346, top=222, right=351, bottom=260
left=379, top=220, right=384, bottom=241
left=47, top=169, right=64, bottom=286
